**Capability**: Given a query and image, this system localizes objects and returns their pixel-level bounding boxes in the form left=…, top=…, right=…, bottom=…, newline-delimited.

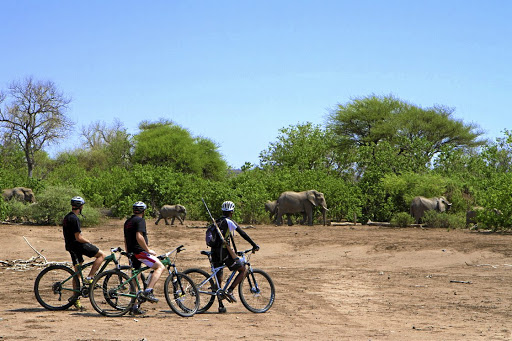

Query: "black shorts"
left=212, top=248, right=244, bottom=271
left=67, top=242, right=100, bottom=265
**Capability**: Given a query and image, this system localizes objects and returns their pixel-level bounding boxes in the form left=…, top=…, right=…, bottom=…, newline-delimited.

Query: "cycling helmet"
left=221, top=201, right=235, bottom=212
left=133, top=201, right=147, bottom=213
left=71, top=196, right=85, bottom=207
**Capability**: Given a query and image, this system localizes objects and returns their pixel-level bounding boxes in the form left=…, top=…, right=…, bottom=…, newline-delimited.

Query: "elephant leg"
left=276, top=212, right=283, bottom=226
left=177, top=216, right=184, bottom=224
left=165, top=217, right=170, bottom=225
left=170, top=217, right=175, bottom=225
left=287, top=214, right=293, bottom=226
left=155, top=217, right=161, bottom=225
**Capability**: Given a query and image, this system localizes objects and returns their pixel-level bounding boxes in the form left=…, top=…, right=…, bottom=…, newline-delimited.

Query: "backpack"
left=205, top=218, right=225, bottom=248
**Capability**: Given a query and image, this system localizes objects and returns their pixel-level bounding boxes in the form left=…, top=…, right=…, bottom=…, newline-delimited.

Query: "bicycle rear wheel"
left=89, top=269, right=136, bottom=317
left=164, top=273, right=200, bottom=317
left=239, top=268, right=275, bottom=313
left=182, top=268, right=216, bottom=313
left=34, top=264, right=79, bottom=310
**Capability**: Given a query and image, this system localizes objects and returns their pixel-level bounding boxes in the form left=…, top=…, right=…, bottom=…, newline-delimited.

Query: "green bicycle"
left=89, top=245, right=199, bottom=317
left=34, top=247, right=129, bottom=311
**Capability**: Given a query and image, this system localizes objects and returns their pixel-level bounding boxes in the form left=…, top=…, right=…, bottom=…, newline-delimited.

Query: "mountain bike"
left=89, top=245, right=199, bottom=317
left=34, top=247, right=129, bottom=311
left=183, top=248, right=275, bottom=313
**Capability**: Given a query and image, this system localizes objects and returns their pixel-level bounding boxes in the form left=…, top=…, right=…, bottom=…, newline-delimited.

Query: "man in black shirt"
left=62, top=196, right=106, bottom=310
left=124, top=201, right=164, bottom=314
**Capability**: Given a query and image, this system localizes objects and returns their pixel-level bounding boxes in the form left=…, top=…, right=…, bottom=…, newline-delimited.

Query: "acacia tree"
left=0, top=77, right=73, bottom=177
left=327, top=94, right=485, bottom=174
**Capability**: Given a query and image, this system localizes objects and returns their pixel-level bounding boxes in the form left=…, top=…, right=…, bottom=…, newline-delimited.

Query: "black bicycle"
left=184, top=248, right=275, bottom=313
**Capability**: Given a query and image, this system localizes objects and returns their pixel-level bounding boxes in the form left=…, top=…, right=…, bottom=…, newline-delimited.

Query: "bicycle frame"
left=59, top=247, right=126, bottom=295
left=112, top=245, right=184, bottom=299
left=198, top=250, right=252, bottom=297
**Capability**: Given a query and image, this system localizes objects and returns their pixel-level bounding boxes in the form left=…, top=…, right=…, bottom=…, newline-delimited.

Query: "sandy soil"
left=1, top=218, right=512, bottom=340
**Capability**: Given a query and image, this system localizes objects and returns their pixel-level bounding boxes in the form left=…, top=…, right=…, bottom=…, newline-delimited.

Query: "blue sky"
left=1, top=1, right=510, bottom=168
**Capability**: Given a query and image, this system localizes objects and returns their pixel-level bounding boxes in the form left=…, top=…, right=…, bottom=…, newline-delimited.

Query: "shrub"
left=29, top=186, right=101, bottom=226
left=390, top=212, right=414, bottom=227
left=423, top=211, right=465, bottom=229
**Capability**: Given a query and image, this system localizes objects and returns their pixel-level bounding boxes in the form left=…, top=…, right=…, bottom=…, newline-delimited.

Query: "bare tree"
left=0, top=77, right=73, bottom=177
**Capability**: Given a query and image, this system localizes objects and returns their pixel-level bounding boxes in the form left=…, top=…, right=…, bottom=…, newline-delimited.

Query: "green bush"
left=390, top=212, right=415, bottom=227
left=29, top=186, right=101, bottom=226
left=422, top=211, right=465, bottom=229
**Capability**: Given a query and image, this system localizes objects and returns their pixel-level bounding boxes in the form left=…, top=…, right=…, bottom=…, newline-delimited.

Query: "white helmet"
left=221, top=201, right=235, bottom=212
left=71, top=196, right=85, bottom=207
left=133, top=201, right=147, bottom=213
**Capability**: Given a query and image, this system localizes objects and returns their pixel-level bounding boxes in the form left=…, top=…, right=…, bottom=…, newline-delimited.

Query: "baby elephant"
left=155, top=204, right=187, bottom=225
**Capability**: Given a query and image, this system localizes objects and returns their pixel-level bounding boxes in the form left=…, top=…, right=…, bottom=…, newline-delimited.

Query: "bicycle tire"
left=34, top=264, right=79, bottom=311
left=101, top=270, right=133, bottom=311
left=163, top=273, right=200, bottom=317
left=89, top=269, right=136, bottom=317
left=238, top=268, right=275, bottom=313
left=182, top=268, right=216, bottom=313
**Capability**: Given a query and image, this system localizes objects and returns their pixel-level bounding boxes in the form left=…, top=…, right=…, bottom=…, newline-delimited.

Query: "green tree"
left=259, top=122, right=338, bottom=171
left=327, top=94, right=485, bottom=174
left=0, top=77, right=73, bottom=177
left=132, top=120, right=227, bottom=179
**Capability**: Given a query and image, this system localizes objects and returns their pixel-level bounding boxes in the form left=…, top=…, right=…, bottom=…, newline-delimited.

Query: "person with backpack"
left=209, top=200, right=259, bottom=313
left=124, top=201, right=165, bottom=315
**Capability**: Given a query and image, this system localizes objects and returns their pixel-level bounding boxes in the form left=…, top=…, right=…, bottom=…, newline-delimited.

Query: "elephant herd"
left=156, top=190, right=329, bottom=227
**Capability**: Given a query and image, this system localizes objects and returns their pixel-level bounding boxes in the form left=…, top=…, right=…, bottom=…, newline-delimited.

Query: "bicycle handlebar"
left=158, top=244, right=185, bottom=260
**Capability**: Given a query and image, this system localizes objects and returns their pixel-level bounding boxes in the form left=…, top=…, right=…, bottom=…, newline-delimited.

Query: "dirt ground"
left=1, top=218, right=512, bottom=341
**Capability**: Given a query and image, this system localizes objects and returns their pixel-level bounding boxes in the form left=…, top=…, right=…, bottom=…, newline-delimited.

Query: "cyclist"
left=62, top=196, right=106, bottom=310
left=124, top=201, right=165, bottom=315
left=212, top=200, right=259, bottom=313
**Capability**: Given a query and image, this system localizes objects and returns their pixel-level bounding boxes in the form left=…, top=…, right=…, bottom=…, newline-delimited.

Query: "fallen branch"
left=450, top=280, right=472, bottom=284
left=23, top=236, right=48, bottom=263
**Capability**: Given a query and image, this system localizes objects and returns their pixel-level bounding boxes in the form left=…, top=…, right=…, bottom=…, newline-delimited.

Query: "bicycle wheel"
left=182, top=268, right=216, bottom=313
left=238, top=268, right=275, bottom=313
left=164, top=273, right=200, bottom=317
left=34, top=264, right=79, bottom=310
left=89, top=269, right=136, bottom=317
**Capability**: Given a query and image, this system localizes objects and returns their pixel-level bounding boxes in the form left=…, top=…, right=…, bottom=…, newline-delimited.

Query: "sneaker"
left=84, top=277, right=94, bottom=285
left=130, top=306, right=146, bottom=315
left=225, top=290, right=237, bottom=303
left=218, top=306, right=227, bottom=314
left=74, top=299, right=86, bottom=311
left=141, top=289, right=159, bottom=303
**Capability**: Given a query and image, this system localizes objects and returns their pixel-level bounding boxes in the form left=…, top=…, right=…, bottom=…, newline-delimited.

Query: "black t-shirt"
left=63, top=212, right=81, bottom=250
left=124, top=215, right=148, bottom=254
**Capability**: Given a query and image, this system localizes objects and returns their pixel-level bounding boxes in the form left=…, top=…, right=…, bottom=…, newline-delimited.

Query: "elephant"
left=155, top=204, right=187, bottom=225
left=276, top=190, right=328, bottom=226
left=265, top=200, right=305, bottom=225
left=264, top=200, right=278, bottom=222
left=410, top=196, right=452, bottom=224
left=466, top=206, right=501, bottom=226
left=2, top=187, right=36, bottom=203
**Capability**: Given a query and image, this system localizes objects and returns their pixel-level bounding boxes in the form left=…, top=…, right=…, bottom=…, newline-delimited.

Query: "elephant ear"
left=307, top=191, right=317, bottom=206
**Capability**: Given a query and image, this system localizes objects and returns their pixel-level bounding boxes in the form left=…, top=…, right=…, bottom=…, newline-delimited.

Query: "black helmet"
left=71, top=196, right=85, bottom=207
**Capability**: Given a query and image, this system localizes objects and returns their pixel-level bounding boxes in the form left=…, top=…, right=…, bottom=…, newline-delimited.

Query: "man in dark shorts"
left=212, top=200, right=259, bottom=313
left=62, top=196, right=106, bottom=310
left=124, top=201, right=165, bottom=315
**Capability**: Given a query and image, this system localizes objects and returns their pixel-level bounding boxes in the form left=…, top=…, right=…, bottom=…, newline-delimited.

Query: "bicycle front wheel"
left=34, top=264, right=79, bottom=310
left=239, top=268, right=275, bottom=313
left=89, top=269, right=136, bottom=317
left=182, top=268, right=216, bottom=313
left=164, top=273, right=200, bottom=317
